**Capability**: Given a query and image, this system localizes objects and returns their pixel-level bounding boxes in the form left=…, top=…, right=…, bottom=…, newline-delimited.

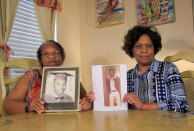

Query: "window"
left=7, top=0, right=43, bottom=79
left=7, top=0, right=43, bottom=60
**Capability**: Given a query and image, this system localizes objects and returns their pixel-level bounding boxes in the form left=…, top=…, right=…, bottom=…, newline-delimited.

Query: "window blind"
left=7, top=0, right=43, bottom=60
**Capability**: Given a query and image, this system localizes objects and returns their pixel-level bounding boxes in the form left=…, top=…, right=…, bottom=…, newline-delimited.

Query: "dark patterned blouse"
left=127, top=59, right=188, bottom=113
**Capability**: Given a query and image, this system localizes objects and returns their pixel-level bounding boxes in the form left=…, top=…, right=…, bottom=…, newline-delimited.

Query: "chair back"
left=0, top=58, right=40, bottom=116
left=164, top=49, right=194, bottom=112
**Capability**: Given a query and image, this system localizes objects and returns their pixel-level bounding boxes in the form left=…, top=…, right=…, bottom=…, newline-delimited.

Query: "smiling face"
left=132, top=34, right=155, bottom=67
left=41, top=43, right=63, bottom=67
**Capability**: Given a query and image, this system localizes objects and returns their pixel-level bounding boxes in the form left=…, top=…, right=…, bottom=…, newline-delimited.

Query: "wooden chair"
left=0, top=58, right=40, bottom=116
left=164, top=49, right=194, bottom=112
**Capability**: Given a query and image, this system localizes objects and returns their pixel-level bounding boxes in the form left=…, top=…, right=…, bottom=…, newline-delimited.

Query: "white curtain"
left=33, top=1, right=57, bottom=41
left=0, top=0, right=19, bottom=61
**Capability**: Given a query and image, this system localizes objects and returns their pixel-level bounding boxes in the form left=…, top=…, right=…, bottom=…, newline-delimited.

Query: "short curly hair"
left=122, top=25, right=162, bottom=58
left=37, top=40, right=65, bottom=67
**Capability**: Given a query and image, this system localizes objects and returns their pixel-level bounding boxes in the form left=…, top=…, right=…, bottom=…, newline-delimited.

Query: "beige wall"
left=57, top=0, right=81, bottom=66
left=59, top=0, right=194, bottom=91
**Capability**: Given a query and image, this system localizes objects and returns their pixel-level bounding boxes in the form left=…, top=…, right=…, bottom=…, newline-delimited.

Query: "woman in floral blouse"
left=4, top=40, right=92, bottom=114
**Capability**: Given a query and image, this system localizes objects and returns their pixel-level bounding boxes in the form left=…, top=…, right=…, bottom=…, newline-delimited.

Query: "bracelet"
left=25, top=103, right=30, bottom=113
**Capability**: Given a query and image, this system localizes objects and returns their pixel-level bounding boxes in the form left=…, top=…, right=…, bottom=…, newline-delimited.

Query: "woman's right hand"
left=123, top=93, right=144, bottom=109
left=86, top=91, right=95, bottom=102
left=29, top=98, right=46, bottom=113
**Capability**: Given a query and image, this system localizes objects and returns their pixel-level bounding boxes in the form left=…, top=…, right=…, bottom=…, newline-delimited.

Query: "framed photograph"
left=137, top=0, right=175, bottom=26
left=92, top=64, right=128, bottom=111
left=40, top=66, right=80, bottom=112
left=96, top=0, right=124, bottom=28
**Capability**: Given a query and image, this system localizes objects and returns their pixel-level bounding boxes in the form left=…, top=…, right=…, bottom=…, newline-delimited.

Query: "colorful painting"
left=96, top=0, right=124, bottom=28
left=137, top=0, right=175, bottom=26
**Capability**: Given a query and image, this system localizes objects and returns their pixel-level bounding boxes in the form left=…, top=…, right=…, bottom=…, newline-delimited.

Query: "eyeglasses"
left=42, top=51, right=60, bottom=57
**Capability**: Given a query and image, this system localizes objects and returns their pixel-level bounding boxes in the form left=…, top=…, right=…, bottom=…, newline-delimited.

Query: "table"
left=0, top=110, right=194, bottom=131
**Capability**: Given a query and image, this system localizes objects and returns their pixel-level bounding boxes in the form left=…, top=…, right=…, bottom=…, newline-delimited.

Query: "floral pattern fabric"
left=25, top=69, right=41, bottom=104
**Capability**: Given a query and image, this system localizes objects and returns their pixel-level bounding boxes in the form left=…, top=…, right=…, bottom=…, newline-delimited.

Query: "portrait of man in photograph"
left=44, top=73, right=74, bottom=103
left=103, top=67, right=122, bottom=107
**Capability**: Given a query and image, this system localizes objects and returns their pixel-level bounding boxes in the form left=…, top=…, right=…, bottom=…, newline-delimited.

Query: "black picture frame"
left=40, top=66, right=80, bottom=112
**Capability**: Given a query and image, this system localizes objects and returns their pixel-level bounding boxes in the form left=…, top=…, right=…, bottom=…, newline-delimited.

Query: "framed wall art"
left=41, top=66, right=80, bottom=112
left=96, top=0, right=124, bottom=28
left=137, top=0, right=175, bottom=26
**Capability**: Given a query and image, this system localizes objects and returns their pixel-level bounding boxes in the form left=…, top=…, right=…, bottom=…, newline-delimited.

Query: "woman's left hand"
left=124, top=93, right=144, bottom=109
left=79, top=97, right=93, bottom=111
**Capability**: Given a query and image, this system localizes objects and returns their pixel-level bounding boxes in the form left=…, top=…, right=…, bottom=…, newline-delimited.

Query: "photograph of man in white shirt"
left=103, top=68, right=121, bottom=107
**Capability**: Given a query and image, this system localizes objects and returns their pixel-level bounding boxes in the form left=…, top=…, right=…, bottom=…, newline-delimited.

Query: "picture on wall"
left=137, top=0, right=175, bottom=26
left=96, top=0, right=124, bottom=28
